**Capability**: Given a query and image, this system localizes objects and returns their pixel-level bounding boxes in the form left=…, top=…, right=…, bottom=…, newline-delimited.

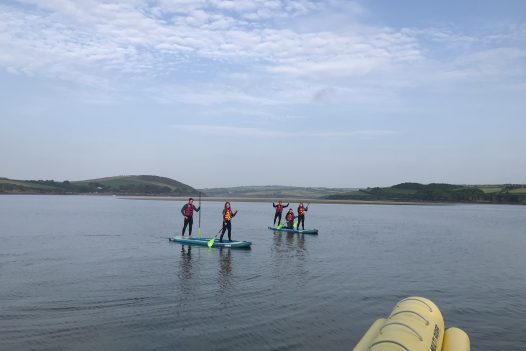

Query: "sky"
left=0, top=0, right=525, bottom=188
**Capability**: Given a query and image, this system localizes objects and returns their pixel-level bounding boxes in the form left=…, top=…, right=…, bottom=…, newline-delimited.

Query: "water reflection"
left=272, top=232, right=307, bottom=255
left=218, top=248, right=232, bottom=289
left=180, top=245, right=192, bottom=280
left=297, top=234, right=306, bottom=252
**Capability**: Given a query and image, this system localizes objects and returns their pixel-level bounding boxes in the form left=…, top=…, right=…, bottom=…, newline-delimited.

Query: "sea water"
left=1, top=195, right=525, bottom=350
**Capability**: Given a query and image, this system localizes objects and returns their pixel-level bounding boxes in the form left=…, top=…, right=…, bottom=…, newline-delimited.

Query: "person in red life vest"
left=297, top=202, right=309, bottom=230
left=220, top=201, right=238, bottom=242
left=285, top=208, right=296, bottom=229
left=272, top=200, right=289, bottom=226
left=180, top=198, right=200, bottom=236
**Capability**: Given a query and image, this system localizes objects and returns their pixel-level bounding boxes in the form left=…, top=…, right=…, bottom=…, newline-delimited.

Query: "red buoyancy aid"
left=276, top=204, right=284, bottom=213
left=286, top=212, right=294, bottom=222
left=224, top=208, right=233, bottom=221
left=184, top=204, right=194, bottom=217
left=298, top=206, right=305, bottom=216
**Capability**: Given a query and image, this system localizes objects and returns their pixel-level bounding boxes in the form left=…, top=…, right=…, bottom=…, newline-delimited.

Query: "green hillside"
left=327, top=183, right=526, bottom=204
left=2, top=176, right=524, bottom=204
left=0, top=175, right=199, bottom=196
left=200, top=185, right=356, bottom=199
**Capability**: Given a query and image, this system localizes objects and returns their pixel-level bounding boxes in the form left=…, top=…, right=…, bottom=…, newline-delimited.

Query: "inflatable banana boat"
left=353, top=297, right=469, bottom=351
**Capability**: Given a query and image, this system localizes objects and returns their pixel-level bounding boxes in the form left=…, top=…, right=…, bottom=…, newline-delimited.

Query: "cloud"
left=0, top=0, right=524, bottom=107
left=0, top=1, right=421, bottom=82
left=152, top=84, right=280, bottom=105
left=171, top=124, right=289, bottom=137
left=171, top=124, right=399, bottom=139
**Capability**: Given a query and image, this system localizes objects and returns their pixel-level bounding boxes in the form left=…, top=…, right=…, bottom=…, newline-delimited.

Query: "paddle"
left=198, top=192, right=202, bottom=238
left=208, top=227, right=224, bottom=248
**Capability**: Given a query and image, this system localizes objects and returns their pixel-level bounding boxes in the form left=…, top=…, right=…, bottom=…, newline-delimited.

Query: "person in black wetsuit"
left=297, top=202, right=309, bottom=230
left=285, top=209, right=296, bottom=229
left=220, top=202, right=238, bottom=242
left=181, top=198, right=200, bottom=236
left=272, top=201, right=289, bottom=226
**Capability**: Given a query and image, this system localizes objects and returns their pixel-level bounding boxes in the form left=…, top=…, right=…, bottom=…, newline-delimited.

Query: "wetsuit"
left=273, top=202, right=289, bottom=225
left=297, top=205, right=308, bottom=230
left=181, top=203, right=200, bottom=236
left=285, top=212, right=296, bottom=229
left=220, top=208, right=237, bottom=242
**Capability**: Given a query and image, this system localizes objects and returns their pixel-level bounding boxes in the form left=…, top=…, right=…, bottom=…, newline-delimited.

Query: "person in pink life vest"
left=272, top=200, right=289, bottom=226
left=180, top=198, right=200, bottom=236
left=285, top=209, right=296, bottom=229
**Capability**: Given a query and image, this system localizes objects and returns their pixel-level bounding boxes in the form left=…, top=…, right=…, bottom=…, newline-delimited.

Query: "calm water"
left=0, top=196, right=525, bottom=350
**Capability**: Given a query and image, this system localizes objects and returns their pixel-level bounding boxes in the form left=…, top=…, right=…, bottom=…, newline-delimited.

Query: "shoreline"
left=2, top=194, right=520, bottom=205
left=117, top=195, right=446, bottom=206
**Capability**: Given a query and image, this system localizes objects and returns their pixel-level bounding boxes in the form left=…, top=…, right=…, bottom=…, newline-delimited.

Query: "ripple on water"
left=1, top=198, right=526, bottom=350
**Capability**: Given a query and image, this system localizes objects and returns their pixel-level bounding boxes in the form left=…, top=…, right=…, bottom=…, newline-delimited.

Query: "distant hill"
left=326, top=183, right=526, bottom=204
left=199, top=185, right=356, bottom=199
left=2, top=176, right=524, bottom=204
left=0, top=175, right=199, bottom=196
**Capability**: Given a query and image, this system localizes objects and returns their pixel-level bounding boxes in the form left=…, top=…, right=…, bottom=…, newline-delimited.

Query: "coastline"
left=3, top=194, right=519, bottom=205
left=117, top=195, right=445, bottom=206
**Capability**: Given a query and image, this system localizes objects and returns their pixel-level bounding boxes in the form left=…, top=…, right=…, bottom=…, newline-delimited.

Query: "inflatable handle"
left=389, top=310, right=430, bottom=326
left=380, top=321, right=423, bottom=341
left=397, top=298, right=433, bottom=312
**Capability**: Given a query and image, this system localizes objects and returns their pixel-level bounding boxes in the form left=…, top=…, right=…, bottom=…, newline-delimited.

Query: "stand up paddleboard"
left=169, top=236, right=251, bottom=249
left=268, top=226, right=318, bottom=235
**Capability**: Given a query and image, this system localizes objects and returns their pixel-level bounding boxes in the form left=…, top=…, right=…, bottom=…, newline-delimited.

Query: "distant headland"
left=1, top=175, right=525, bottom=204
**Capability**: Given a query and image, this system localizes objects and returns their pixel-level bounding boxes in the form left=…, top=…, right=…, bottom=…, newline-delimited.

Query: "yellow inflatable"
left=353, top=297, right=469, bottom=351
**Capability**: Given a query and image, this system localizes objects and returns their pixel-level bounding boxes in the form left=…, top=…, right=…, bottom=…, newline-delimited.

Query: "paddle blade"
left=207, top=237, right=215, bottom=248
left=198, top=228, right=202, bottom=238
left=293, top=220, right=298, bottom=229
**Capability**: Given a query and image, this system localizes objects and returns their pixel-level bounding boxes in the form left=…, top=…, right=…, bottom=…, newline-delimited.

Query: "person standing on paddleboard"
left=285, top=209, right=296, bottom=229
left=297, top=202, right=308, bottom=230
left=272, top=200, right=289, bottom=226
left=220, top=202, right=238, bottom=242
left=181, top=198, right=200, bottom=237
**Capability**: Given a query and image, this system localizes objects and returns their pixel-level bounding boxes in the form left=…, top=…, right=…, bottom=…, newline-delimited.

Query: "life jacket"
left=298, top=206, right=305, bottom=216
left=275, top=204, right=284, bottom=213
left=184, top=204, right=194, bottom=217
left=286, top=212, right=294, bottom=222
left=224, top=208, right=232, bottom=222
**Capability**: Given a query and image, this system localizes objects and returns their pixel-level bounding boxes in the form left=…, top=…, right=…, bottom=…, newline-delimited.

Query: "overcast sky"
left=1, top=0, right=525, bottom=188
